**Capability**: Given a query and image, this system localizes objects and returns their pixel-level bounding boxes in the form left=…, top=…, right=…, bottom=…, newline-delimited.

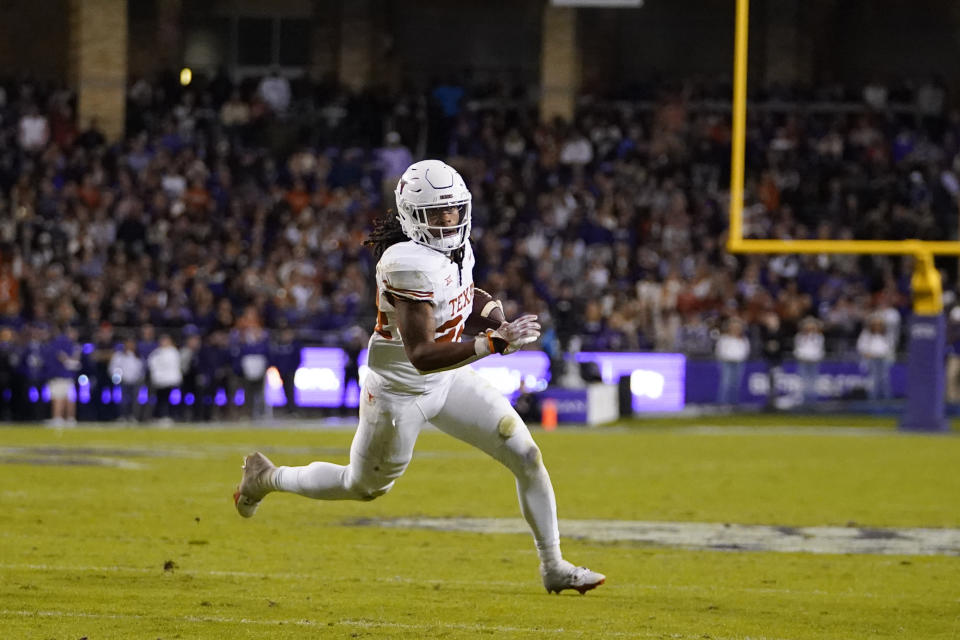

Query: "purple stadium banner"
left=901, top=315, right=948, bottom=431
left=576, top=352, right=686, bottom=412
left=683, top=360, right=908, bottom=404
left=538, top=387, right=589, bottom=423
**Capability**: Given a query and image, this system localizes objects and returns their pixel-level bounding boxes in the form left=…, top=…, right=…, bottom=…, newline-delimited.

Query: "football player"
left=234, top=160, right=604, bottom=594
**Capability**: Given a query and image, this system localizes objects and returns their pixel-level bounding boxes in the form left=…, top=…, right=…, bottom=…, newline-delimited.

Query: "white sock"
left=274, top=462, right=357, bottom=500
left=513, top=464, right=563, bottom=568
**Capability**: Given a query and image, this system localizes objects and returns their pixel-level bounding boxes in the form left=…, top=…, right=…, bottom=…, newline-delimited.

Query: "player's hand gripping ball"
left=463, top=288, right=505, bottom=335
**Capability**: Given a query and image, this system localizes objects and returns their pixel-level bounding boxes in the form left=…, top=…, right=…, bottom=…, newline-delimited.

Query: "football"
left=463, top=288, right=505, bottom=336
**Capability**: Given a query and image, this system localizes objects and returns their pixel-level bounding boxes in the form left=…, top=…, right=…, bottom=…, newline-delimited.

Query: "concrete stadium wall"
left=3, top=0, right=960, bottom=94
left=826, top=0, right=960, bottom=87
left=0, top=0, right=70, bottom=82
left=386, top=0, right=543, bottom=87
left=580, top=0, right=738, bottom=92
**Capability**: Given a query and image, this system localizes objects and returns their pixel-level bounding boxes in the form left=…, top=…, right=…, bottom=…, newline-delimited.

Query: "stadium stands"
left=0, top=71, right=957, bottom=420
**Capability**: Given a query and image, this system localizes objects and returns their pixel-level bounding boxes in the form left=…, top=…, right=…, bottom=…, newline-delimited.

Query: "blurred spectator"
left=137, top=324, right=158, bottom=420
left=675, top=314, right=714, bottom=358
left=137, top=324, right=158, bottom=360
left=341, top=325, right=366, bottom=411
left=76, top=117, right=106, bottom=150
left=715, top=318, right=749, bottom=405
left=237, top=324, right=269, bottom=420
left=916, top=77, right=945, bottom=119
left=377, top=131, right=413, bottom=203
left=284, top=177, right=311, bottom=215
left=206, top=330, right=236, bottom=421
left=179, top=331, right=203, bottom=421
left=18, top=104, right=49, bottom=152
left=759, top=311, right=786, bottom=409
left=110, top=338, right=144, bottom=422
left=793, top=317, right=825, bottom=405
left=19, top=325, right=48, bottom=421
left=0, top=263, right=18, bottom=316
left=269, top=326, right=301, bottom=416
left=875, top=292, right=902, bottom=356
left=257, top=69, right=291, bottom=115
left=49, top=101, right=76, bottom=148
left=559, top=128, right=594, bottom=182
left=90, top=323, right=117, bottom=421
left=0, top=327, right=17, bottom=420
left=514, top=379, right=541, bottom=424
left=429, top=75, right=463, bottom=154
left=857, top=314, right=894, bottom=400
left=46, top=326, right=81, bottom=426
left=148, top=334, right=182, bottom=424
left=947, top=306, right=960, bottom=403
left=220, top=89, right=251, bottom=131
left=862, top=79, right=888, bottom=111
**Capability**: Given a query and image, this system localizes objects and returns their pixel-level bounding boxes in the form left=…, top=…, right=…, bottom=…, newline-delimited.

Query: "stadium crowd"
left=1, top=69, right=959, bottom=420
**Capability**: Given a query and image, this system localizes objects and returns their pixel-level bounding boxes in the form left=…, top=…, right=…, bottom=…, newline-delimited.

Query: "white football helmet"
left=394, top=159, right=472, bottom=252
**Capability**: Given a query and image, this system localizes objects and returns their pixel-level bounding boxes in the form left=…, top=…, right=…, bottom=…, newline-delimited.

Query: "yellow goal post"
left=726, top=0, right=960, bottom=315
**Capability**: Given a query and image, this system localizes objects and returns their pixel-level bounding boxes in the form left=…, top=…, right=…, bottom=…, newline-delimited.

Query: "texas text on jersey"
left=367, top=239, right=476, bottom=392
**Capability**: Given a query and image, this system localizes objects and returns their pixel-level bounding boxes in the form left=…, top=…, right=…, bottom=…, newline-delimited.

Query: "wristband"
left=480, top=299, right=504, bottom=318
left=474, top=335, right=492, bottom=356
left=474, top=330, right=508, bottom=356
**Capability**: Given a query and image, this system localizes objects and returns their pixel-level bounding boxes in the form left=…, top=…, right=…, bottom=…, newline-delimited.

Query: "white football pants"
left=273, top=366, right=560, bottom=552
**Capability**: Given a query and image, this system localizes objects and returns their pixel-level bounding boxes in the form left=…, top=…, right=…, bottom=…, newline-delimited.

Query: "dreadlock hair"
left=364, top=210, right=467, bottom=285
left=364, top=210, right=408, bottom=260
left=450, top=245, right=465, bottom=286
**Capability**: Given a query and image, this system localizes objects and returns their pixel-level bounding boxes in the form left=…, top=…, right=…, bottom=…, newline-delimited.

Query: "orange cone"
left=541, top=398, right=558, bottom=431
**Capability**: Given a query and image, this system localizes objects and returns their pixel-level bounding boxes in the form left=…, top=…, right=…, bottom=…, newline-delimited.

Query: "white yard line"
left=0, top=609, right=792, bottom=639
left=364, top=517, right=960, bottom=557
left=0, top=563, right=882, bottom=599
left=0, top=443, right=478, bottom=463
left=665, top=425, right=897, bottom=436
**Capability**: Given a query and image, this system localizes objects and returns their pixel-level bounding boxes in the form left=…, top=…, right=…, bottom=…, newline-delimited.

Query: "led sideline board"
left=290, top=347, right=552, bottom=408
left=288, top=347, right=349, bottom=408
left=466, top=350, right=551, bottom=398
left=291, top=348, right=683, bottom=411
left=575, top=352, right=686, bottom=412
left=44, top=348, right=683, bottom=414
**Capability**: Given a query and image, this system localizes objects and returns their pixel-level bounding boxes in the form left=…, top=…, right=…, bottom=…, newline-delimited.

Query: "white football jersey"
left=367, top=240, right=476, bottom=392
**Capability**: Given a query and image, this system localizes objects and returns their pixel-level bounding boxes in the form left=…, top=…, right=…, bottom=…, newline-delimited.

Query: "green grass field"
left=1, top=418, right=958, bottom=639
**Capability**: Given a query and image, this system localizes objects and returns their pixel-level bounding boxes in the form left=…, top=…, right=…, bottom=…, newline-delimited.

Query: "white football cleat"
left=541, top=560, right=606, bottom=594
left=233, top=452, right=276, bottom=518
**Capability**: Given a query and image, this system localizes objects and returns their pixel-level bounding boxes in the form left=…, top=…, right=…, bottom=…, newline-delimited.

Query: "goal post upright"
left=725, top=0, right=950, bottom=431
left=727, top=0, right=749, bottom=252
